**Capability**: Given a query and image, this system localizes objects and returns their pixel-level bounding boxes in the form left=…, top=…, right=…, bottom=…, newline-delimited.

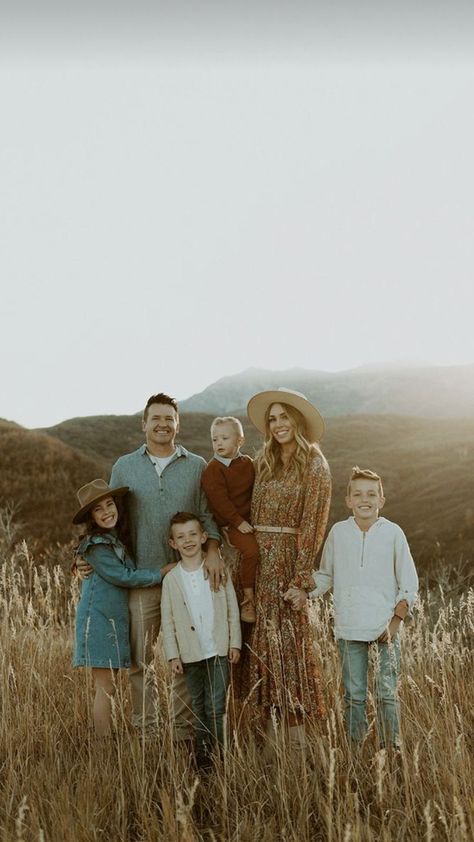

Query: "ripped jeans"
left=337, top=638, right=401, bottom=747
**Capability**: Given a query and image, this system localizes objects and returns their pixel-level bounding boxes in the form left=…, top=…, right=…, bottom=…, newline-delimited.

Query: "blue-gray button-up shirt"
left=110, top=444, right=220, bottom=570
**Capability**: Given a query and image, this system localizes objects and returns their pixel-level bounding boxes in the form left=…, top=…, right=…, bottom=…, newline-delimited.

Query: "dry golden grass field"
left=0, top=538, right=472, bottom=842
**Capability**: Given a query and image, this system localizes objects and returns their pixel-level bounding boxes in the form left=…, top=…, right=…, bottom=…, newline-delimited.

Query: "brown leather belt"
left=254, top=525, right=300, bottom=535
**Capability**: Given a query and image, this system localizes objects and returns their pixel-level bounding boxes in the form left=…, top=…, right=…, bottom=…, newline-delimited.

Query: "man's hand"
left=283, top=586, right=308, bottom=611
left=204, top=542, right=227, bottom=592
left=160, top=562, right=177, bottom=578
left=378, top=615, right=402, bottom=644
left=170, top=658, right=184, bottom=675
left=75, top=555, right=93, bottom=581
left=228, top=648, right=240, bottom=664
left=237, top=520, right=254, bottom=534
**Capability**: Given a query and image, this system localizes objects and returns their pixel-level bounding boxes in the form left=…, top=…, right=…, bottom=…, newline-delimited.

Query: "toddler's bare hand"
left=237, top=520, right=254, bottom=534
left=170, top=658, right=183, bottom=675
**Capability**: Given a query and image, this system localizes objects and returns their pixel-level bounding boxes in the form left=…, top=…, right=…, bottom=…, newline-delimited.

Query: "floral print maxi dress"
left=243, top=451, right=331, bottom=721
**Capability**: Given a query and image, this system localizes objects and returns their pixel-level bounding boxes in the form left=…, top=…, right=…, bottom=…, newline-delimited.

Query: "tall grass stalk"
left=0, top=544, right=472, bottom=841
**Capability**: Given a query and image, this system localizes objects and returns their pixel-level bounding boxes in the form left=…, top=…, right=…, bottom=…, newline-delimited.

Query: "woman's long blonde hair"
left=254, top=402, right=327, bottom=483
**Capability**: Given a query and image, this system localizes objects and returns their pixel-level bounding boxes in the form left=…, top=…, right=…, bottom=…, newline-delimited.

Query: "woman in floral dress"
left=243, top=388, right=331, bottom=748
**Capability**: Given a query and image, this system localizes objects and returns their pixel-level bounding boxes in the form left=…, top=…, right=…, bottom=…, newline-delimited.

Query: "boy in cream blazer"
left=161, top=511, right=241, bottom=766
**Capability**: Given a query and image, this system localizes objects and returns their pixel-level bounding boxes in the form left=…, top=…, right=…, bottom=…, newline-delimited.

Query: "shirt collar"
left=141, top=443, right=188, bottom=459
left=178, top=557, right=206, bottom=574
left=349, top=515, right=383, bottom=532
left=213, top=450, right=242, bottom=467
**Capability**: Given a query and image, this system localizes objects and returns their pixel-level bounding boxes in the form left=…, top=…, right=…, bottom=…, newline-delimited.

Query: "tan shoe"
left=240, top=597, right=256, bottom=624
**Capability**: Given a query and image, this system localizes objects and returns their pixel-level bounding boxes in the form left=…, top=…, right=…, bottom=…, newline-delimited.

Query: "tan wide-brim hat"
left=247, top=387, right=325, bottom=443
left=72, top=478, right=129, bottom=524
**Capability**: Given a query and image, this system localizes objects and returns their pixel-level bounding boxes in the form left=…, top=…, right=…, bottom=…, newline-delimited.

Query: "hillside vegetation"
left=2, top=412, right=474, bottom=568
left=0, top=420, right=107, bottom=549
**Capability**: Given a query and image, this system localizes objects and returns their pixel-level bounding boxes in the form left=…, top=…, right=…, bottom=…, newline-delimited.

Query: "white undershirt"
left=147, top=449, right=177, bottom=476
left=178, top=562, right=216, bottom=659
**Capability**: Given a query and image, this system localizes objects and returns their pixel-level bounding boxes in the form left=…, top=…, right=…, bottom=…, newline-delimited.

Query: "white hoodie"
left=310, top=516, right=418, bottom=641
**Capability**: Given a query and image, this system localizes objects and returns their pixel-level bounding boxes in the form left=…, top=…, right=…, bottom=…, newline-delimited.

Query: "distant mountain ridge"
left=178, top=364, right=474, bottom=418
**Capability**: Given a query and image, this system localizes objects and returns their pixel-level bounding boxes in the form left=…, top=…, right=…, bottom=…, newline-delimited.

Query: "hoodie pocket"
left=335, top=586, right=390, bottom=630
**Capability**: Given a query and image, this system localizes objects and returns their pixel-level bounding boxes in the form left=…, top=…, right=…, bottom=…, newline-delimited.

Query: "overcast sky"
left=1, top=2, right=474, bottom=427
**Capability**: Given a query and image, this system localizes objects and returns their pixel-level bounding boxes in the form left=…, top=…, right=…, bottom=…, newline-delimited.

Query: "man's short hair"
left=143, top=393, right=179, bottom=421
left=169, top=511, right=203, bottom=534
left=210, top=416, right=244, bottom=437
left=347, top=466, right=384, bottom=497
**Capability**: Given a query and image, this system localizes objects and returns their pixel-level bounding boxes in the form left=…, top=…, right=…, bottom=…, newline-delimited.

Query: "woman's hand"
left=283, top=587, right=308, bottom=611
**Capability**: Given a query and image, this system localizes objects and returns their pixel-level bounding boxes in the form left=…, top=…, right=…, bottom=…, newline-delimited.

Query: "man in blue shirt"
left=81, top=392, right=223, bottom=736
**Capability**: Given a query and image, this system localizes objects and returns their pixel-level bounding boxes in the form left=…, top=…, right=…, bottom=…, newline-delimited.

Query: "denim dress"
left=73, top=531, right=162, bottom=669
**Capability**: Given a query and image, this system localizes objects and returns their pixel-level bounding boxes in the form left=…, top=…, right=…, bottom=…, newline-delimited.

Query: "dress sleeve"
left=85, top=544, right=162, bottom=589
left=309, top=527, right=335, bottom=598
left=250, top=474, right=264, bottom=524
left=289, top=454, right=332, bottom=591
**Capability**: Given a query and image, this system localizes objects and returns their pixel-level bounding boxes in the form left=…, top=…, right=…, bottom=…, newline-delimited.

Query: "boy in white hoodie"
left=289, top=467, right=418, bottom=748
left=161, top=511, right=241, bottom=766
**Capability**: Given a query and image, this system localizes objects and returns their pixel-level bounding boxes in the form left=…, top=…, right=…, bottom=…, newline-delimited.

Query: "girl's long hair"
left=78, top=495, right=132, bottom=553
left=255, top=402, right=327, bottom=483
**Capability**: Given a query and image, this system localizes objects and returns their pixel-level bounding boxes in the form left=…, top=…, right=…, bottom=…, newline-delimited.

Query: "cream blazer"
left=161, top=565, right=242, bottom=663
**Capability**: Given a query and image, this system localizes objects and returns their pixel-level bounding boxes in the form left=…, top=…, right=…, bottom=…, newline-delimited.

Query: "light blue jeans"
left=337, top=638, right=401, bottom=747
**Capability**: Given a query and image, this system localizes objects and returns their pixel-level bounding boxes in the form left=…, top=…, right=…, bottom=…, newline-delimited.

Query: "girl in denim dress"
left=72, top=479, right=174, bottom=735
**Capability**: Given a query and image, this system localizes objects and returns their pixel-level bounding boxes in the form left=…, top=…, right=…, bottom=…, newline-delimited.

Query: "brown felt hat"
left=247, top=387, right=325, bottom=443
left=72, top=478, right=129, bottom=524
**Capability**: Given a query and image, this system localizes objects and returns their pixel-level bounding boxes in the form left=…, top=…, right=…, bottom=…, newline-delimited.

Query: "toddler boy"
left=311, top=467, right=418, bottom=748
left=161, top=512, right=241, bottom=767
left=201, top=416, right=259, bottom=623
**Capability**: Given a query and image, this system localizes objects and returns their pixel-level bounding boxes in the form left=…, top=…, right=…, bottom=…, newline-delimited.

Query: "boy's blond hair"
left=347, top=466, right=384, bottom=497
left=210, top=416, right=244, bottom=437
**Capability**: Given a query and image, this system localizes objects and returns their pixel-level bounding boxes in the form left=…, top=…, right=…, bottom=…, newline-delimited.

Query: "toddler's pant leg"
left=337, top=640, right=369, bottom=742
left=183, top=661, right=208, bottom=752
left=128, top=586, right=161, bottom=730
left=226, top=527, right=259, bottom=589
left=375, top=639, right=401, bottom=747
left=204, top=655, right=230, bottom=747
